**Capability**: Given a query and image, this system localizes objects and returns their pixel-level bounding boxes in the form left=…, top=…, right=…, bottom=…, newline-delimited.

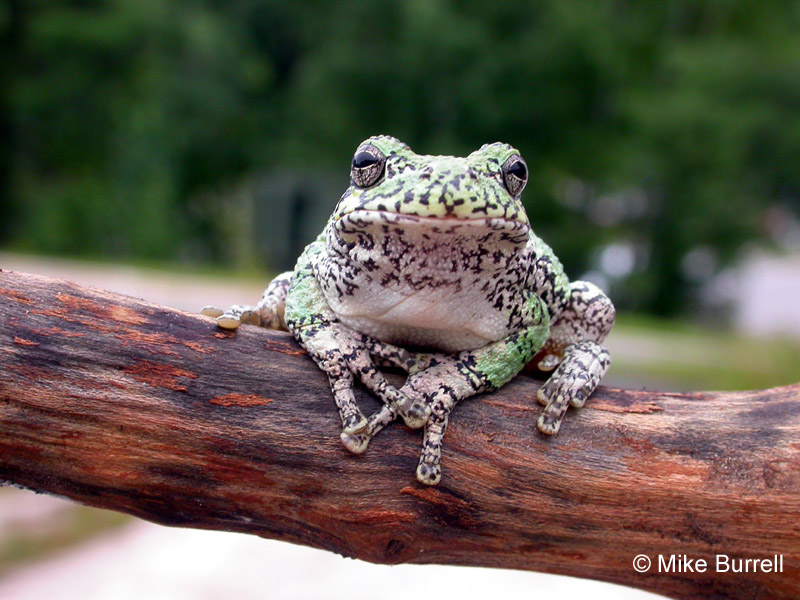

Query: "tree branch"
left=1, top=270, right=798, bottom=599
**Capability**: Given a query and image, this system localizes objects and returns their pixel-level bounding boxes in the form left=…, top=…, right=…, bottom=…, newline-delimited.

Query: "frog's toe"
left=398, top=398, right=431, bottom=429
left=200, top=306, right=224, bottom=318
left=342, top=412, right=368, bottom=435
left=537, top=372, right=585, bottom=435
left=217, top=315, right=242, bottom=330
left=570, top=385, right=591, bottom=409
left=340, top=431, right=370, bottom=454
left=212, top=304, right=263, bottom=329
left=537, top=410, right=564, bottom=435
left=536, top=386, right=550, bottom=406
left=407, top=353, right=433, bottom=375
left=416, top=461, right=441, bottom=486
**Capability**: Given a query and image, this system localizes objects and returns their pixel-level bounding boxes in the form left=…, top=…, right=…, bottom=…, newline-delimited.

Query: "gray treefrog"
left=202, top=136, right=614, bottom=485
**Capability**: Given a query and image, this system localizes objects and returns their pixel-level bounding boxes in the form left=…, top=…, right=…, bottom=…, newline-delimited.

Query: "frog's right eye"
left=501, top=154, right=528, bottom=197
left=351, top=144, right=386, bottom=188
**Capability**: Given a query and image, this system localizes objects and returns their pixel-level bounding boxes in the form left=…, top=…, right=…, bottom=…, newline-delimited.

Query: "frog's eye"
left=351, top=144, right=386, bottom=188
left=502, top=155, right=528, bottom=197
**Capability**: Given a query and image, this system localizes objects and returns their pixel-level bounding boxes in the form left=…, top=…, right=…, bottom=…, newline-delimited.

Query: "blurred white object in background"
left=705, top=250, right=800, bottom=339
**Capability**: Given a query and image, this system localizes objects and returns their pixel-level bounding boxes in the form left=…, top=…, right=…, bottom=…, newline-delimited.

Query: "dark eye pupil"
left=508, top=160, right=527, bottom=180
left=353, top=151, right=379, bottom=169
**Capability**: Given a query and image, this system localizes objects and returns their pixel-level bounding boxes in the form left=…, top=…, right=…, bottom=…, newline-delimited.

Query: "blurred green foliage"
left=2, top=1, right=799, bottom=314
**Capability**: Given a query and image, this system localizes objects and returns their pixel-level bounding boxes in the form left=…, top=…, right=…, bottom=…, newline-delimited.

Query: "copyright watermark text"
left=633, top=554, right=784, bottom=574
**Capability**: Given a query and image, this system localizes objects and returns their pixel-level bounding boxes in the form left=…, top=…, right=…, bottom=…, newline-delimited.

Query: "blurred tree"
left=2, top=0, right=799, bottom=315
left=0, top=0, right=25, bottom=242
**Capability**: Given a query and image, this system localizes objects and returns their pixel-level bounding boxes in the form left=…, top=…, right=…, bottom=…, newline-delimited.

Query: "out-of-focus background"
left=1, top=2, right=799, bottom=599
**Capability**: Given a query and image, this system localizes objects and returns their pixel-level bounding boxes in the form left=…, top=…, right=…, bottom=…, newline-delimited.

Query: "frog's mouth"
left=334, top=209, right=530, bottom=240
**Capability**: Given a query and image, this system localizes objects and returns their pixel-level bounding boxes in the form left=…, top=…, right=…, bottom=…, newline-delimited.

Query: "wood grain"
left=1, top=269, right=798, bottom=599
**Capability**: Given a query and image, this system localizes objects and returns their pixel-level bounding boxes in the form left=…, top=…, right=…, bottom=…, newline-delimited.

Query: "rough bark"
left=1, top=269, right=798, bottom=600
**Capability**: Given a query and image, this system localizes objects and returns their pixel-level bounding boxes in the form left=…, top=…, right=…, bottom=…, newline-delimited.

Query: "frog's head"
left=328, top=136, right=531, bottom=283
left=333, top=135, right=530, bottom=227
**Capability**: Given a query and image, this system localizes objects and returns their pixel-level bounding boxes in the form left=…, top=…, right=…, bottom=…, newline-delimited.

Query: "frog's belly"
left=332, top=287, right=512, bottom=352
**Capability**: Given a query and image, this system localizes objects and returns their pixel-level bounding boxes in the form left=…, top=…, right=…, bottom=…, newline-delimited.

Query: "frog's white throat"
left=320, top=210, right=531, bottom=351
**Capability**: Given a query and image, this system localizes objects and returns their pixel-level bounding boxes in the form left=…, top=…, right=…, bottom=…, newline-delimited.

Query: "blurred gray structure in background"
left=252, top=171, right=343, bottom=271
left=705, top=250, right=800, bottom=340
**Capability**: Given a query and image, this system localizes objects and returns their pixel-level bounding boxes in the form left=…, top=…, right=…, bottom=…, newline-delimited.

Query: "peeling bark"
left=1, top=270, right=799, bottom=599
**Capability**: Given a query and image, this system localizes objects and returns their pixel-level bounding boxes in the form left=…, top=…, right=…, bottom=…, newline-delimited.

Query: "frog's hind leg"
left=536, top=281, right=614, bottom=435
left=201, top=272, right=292, bottom=330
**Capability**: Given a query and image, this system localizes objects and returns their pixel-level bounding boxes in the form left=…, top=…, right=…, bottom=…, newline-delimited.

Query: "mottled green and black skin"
left=202, top=136, right=614, bottom=485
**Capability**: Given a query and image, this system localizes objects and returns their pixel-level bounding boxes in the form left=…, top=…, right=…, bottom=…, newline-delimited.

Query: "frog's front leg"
left=285, top=244, right=414, bottom=437
left=201, top=271, right=292, bottom=330
left=535, top=281, right=614, bottom=435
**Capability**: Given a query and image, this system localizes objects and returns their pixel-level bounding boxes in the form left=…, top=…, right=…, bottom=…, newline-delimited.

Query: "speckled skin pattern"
left=202, top=136, right=615, bottom=485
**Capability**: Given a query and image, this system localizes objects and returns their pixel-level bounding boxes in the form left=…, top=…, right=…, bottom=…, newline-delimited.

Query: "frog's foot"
left=400, top=366, right=467, bottom=485
left=200, top=304, right=261, bottom=329
left=325, top=372, right=368, bottom=436
left=340, top=404, right=397, bottom=454
left=536, top=340, right=610, bottom=435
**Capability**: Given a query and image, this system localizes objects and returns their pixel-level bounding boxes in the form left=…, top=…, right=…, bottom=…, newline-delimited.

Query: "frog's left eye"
left=351, top=144, right=386, bottom=188
left=502, top=155, right=528, bottom=197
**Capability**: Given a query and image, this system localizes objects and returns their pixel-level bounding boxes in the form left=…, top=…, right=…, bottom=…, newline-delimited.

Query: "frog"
left=201, top=135, right=615, bottom=486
